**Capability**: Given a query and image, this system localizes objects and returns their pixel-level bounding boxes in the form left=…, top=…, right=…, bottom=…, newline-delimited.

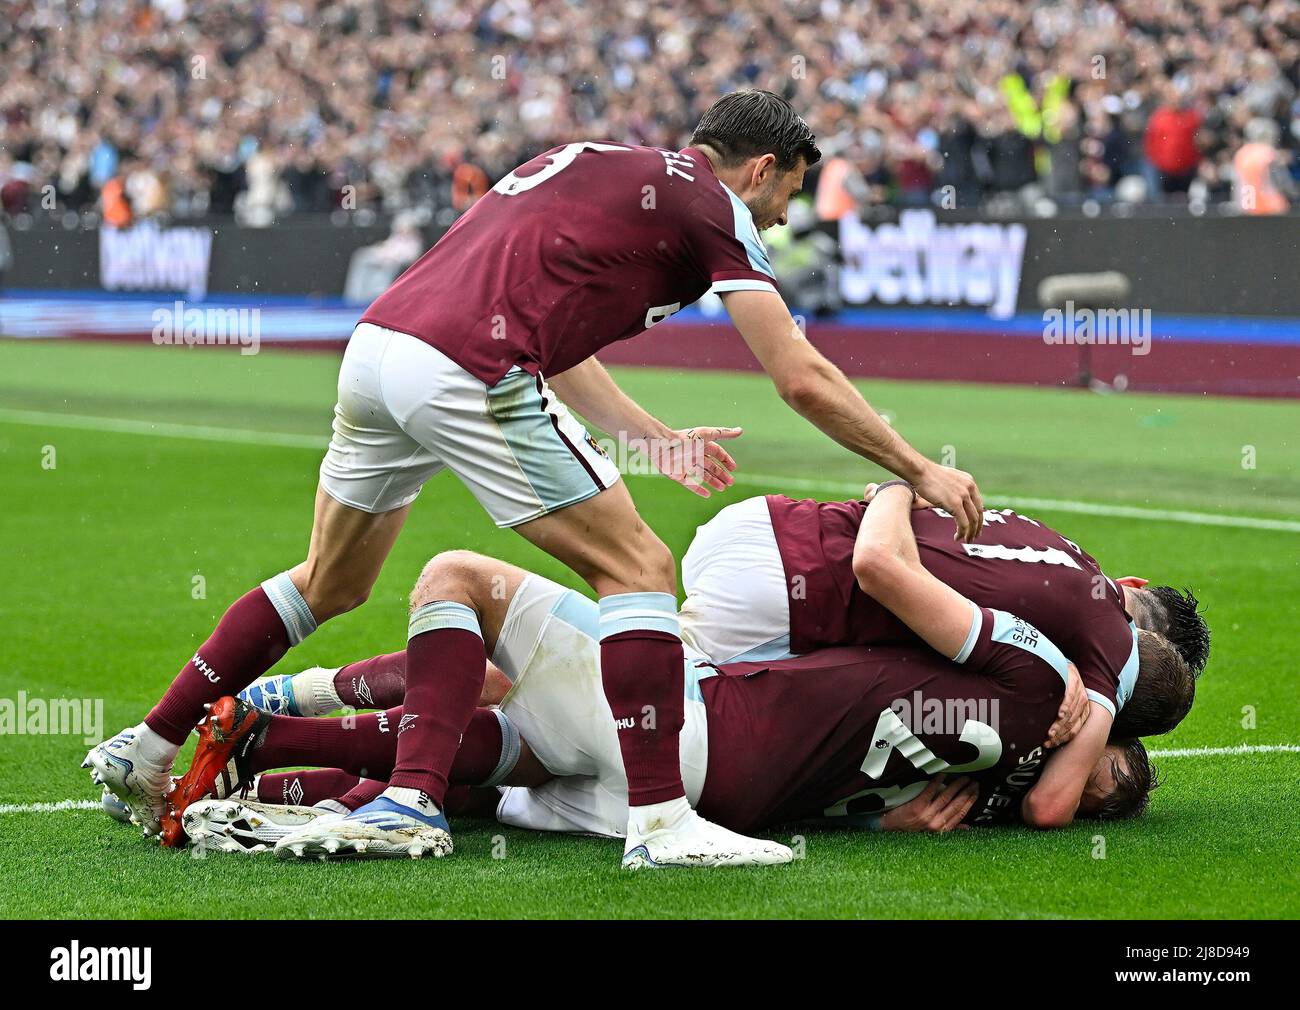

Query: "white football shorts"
left=491, top=574, right=712, bottom=839
left=678, top=495, right=794, bottom=663
left=319, top=323, right=621, bottom=526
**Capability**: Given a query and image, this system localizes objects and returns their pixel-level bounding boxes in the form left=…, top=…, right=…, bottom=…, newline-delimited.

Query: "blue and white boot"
left=274, top=793, right=453, bottom=861
left=239, top=667, right=342, bottom=717
left=83, top=727, right=172, bottom=837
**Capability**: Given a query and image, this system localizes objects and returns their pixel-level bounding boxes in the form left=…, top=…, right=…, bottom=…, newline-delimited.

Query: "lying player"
left=88, top=90, right=987, bottom=869
left=205, top=482, right=1194, bottom=835
left=164, top=541, right=1155, bottom=861
left=676, top=481, right=1204, bottom=827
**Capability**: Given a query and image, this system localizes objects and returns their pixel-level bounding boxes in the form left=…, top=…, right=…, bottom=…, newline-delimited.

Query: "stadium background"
left=1, top=0, right=1298, bottom=919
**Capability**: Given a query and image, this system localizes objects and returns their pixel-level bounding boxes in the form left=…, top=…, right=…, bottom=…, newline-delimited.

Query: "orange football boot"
left=159, top=696, right=268, bottom=847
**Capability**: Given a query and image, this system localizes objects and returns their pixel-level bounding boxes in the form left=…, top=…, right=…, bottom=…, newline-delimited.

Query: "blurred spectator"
left=0, top=0, right=1296, bottom=221
left=1233, top=118, right=1294, bottom=215
left=1144, top=81, right=1204, bottom=197
left=343, top=210, right=425, bottom=304
left=100, top=169, right=132, bottom=228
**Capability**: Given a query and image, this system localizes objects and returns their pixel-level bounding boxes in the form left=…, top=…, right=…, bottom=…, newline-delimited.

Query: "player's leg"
left=240, top=649, right=511, bottom=716
left=513, top=486, right=792, bottom=867
left=87, top=490, right=409, bottom=836
left=512, top=481, right=685, bottom=805
left=275, top=551, right=533, bottom=858
left=87, top=322, right=433, bottom=835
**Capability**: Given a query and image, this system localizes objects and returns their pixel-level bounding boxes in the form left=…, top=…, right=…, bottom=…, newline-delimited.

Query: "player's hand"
left=913, top=463, right=984, bottom=542
left=1044, top=662, right=1089, bottom=749
left=864, top=482, right=933, bottom=509
left=880, top=775, right=980, bottom=833
left=651, top=426, right=742, bottom=498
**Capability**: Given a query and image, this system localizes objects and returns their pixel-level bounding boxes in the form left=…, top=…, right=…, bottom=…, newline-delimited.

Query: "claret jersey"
left=766, top=496, right=1139, bottom=718
left=696, top=607, right=1070, bottom=832
left=361, top=143, right=777, bottom=385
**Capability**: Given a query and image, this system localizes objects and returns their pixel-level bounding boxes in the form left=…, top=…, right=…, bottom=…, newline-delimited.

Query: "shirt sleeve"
left=685, top=187, right=779, bottom=294
left=1076, top=619, right=1139, bottom=719
left=956, top=605, right=1072, bottom=695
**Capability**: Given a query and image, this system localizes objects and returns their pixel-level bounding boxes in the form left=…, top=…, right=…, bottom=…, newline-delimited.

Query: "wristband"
left=874, top=478, right=916, bottom=505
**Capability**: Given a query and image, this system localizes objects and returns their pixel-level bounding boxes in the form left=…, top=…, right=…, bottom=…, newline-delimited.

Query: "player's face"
left=1076, top=743, right=1131, bottom=815
left=747, top=157, right=807, bottom=230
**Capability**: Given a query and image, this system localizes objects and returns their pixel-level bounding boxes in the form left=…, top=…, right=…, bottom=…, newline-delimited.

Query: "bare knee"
left=290, top=564, right=371, bottom=623
left=410, top=549, right=492, bottom=611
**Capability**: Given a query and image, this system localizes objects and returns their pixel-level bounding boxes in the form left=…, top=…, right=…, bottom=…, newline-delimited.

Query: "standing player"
left=86, top=90, right=984, bottom=868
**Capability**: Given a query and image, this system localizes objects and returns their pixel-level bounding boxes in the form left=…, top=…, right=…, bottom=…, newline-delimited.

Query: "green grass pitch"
left=0, top=339, right=1296, bottom=919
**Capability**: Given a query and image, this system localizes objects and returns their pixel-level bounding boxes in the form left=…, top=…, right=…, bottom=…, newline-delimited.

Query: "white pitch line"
left=2, top=406, right=1298, bottom=533
left=727, top=471, right=1300, bottom=534
left=0, top=799, right=101, bottom=815
left=1147, top=743, right=1300, bottom=758
left=0, top=407, right=326, bottom=451
left=0, top=746, right=1294, bottom=816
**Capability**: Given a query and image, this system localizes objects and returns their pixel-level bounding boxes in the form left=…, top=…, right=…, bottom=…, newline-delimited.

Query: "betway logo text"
left=839, top=210, right=1026, bottom=318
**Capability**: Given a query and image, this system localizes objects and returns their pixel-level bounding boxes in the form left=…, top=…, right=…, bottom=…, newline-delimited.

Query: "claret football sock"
left=257, top=769, right=361, bottom=807
left=145, top=572, right=316, bottom=745
left=332, top=651, right=406, bottom=709
left=251, top=709, right=402, bottom=780
left=336, top=778, right=386, bottom=811
left=449, top=708, right=521, bottom=788
left=598, top=592, right=687, bottom=807
left=386, top=601, right=486, bottom=807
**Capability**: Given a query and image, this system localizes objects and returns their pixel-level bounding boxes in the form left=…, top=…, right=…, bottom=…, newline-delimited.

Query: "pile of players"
left=83, top=91, right=1207, bottom=869
left=94, top=480, right=1207, bottom=861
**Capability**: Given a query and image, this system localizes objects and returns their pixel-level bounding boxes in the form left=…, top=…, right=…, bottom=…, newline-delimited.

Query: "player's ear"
left=751, top=152, right=777, bottom=188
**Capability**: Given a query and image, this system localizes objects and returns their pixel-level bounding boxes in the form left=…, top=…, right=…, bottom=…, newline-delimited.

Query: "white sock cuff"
left=481, top=709, right=522, bottom=788
left=261, top=572, right=318, bottom=646
left=304, top=667, right=343, bottom=715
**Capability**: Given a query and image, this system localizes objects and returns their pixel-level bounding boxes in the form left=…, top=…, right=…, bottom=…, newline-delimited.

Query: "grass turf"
left=0, top=339, right=1296, bottom=919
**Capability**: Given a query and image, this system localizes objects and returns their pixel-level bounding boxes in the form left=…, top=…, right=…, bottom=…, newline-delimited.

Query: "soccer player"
left=675, top=482, right=1205, bottom=826
left=171, top=546, right=1155, bottom=859
left=86, top=90, right=984, bottom=867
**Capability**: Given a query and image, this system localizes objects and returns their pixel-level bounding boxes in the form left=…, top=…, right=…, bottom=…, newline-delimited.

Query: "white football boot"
left=274, top=795, right=452, bottom=861
left=621, top=800, right=794, bottom=869
left=182, top=798, right=340, bottom=854
left=101, top=786, right=133, bottom=824
left=83, top=728, right=172, bottom=837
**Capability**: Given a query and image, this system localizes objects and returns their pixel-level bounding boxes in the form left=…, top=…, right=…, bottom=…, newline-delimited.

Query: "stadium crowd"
left=1, top=0, right=1297, bottom=224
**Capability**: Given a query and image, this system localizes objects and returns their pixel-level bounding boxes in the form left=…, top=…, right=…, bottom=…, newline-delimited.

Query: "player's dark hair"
left=691, top=90, right=821, bottom=173
left=1136, top=586, right=1210, bottom=676
left=1112, top=630, right=1195, bottom=738
left=1093, top=738, right=1160, bottom=821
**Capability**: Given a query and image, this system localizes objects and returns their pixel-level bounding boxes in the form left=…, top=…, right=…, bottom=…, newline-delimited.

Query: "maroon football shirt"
left=766, top=495, right=1138, bottom=718
left=695, top=607, right=1067, bottom=832
left=360, top=143, right=777, bottom=385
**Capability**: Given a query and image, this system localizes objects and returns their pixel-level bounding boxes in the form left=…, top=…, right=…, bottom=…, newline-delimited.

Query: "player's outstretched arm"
left=1021, top=703, right=1114, bottom=829
left=721, top=288, right=984, bottom=540
left=853, top=482, right=1088, bottom=744
left=547, top=356, right=741, bottom=497
left=851, top=481, right=980, bottom=659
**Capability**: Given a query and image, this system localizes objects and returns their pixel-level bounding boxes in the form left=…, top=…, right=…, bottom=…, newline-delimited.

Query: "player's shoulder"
left=977, top=608, right=1072, bottom=688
